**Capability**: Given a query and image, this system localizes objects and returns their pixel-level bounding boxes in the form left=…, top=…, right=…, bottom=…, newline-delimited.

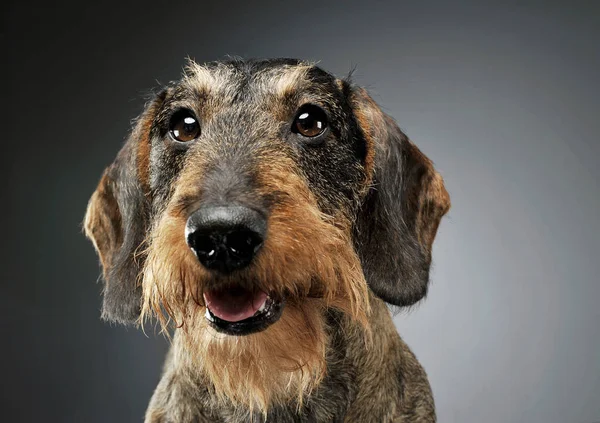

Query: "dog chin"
left=203, top=285, right=285, bottom=335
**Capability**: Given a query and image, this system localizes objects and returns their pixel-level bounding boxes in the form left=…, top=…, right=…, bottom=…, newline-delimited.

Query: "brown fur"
left=84, top=172, right=122, bottom=273
left=350, top=89, right=378, bottom=183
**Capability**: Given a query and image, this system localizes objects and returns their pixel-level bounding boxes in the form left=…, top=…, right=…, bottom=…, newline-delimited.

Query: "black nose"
left=185, top=206, right=267, bottom=273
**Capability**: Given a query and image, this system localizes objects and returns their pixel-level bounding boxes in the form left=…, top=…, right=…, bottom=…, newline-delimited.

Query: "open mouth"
left=203, top=286, right=284, bottom=335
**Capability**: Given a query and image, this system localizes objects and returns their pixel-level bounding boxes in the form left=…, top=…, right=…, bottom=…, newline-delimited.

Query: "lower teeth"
left=254, top=298, right=272, bottom=316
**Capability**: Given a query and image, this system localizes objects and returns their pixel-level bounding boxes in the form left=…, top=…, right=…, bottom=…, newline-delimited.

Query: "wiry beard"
left=174, top=298, right=328, bottom=416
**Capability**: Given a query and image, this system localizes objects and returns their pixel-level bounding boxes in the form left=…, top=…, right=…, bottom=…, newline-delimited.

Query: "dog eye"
left=292, top=105, right=328, bottom=138
left=169, top=110, right=200, bottom=142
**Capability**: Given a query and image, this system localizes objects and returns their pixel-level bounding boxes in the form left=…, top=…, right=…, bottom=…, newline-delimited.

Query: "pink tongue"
left=204, top=287, right=268, bottom=323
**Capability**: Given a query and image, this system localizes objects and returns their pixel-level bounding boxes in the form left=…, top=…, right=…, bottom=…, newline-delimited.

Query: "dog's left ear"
left=84, top=91, right=166, bottom=325
left=351, top=87, right=451, bottom=307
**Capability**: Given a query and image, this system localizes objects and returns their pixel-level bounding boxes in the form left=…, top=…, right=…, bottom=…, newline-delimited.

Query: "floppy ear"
left=83, top=92, right=166, bottom=325
left=351, top=88, right=451, bottom=307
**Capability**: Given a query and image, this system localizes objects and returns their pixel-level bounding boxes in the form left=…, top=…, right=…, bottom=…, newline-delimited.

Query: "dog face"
left=84, top=58, right=450, bottom=410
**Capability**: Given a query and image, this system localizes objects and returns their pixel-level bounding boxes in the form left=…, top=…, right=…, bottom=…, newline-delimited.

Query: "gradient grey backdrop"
left=4, top=1, right=599, bottom=422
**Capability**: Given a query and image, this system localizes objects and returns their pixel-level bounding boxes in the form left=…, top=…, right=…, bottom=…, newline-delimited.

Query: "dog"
left=84, top=58, right=450, bottom=422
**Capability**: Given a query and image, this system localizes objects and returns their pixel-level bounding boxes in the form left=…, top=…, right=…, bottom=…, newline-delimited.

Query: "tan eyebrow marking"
left=273, top=64, right=314, bottom=97
left=183, top=60, right=224, bottom=93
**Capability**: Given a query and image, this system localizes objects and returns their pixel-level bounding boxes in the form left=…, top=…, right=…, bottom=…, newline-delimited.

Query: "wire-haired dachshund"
left=84, top=58, right=450, bottom=422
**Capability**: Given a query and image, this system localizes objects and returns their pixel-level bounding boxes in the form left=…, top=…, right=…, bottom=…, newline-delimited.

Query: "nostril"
left=188, top=232, right=222, bottom=258
left=225, top=229, right=263, bottom=258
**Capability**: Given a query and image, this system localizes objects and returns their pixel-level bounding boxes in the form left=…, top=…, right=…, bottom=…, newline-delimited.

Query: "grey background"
left=3, top=1, right=599, bottom=422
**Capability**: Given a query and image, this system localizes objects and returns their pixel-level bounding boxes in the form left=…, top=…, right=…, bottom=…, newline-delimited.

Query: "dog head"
left=84, top=58, right=450, bottom=411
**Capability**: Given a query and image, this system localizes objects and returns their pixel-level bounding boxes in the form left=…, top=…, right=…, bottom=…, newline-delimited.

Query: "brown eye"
left=292, top=105, right=328, bottom=138
left=169, top=110, right=200, bottom=142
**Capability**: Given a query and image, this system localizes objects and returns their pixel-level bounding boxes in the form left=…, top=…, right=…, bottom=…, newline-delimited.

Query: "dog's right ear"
left=84, top=91, right=167, bottom=325
left=351, top=87, right=451, bottom=307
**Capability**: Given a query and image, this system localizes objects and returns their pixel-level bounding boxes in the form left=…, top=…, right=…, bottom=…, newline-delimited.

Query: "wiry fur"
left=83, top=58, right=450, bottom=422
left=141, top=152, right=370, bottom=414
